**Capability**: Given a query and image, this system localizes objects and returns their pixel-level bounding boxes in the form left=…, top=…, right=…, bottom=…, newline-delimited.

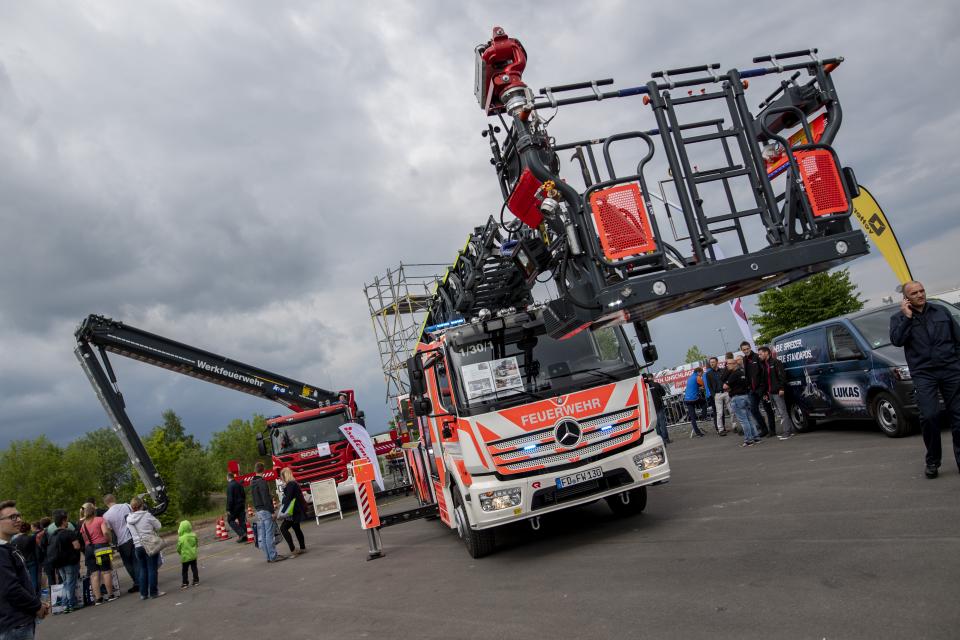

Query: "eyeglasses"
left=0, top=512, right=22, bottom=522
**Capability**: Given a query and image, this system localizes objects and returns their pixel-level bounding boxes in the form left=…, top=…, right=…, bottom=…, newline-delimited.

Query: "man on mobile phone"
left=890, top=280, right=960, bottom=479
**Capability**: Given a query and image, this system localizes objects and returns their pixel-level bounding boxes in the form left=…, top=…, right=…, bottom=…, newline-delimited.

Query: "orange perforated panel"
left=795, top=149, right=848, bottom=217
left=588, top=183, right=657, bottom=260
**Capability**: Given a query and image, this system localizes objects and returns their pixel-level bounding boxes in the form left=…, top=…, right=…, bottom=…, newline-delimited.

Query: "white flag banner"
left=730, top=297, right=755, bottom=346
left=339, top=423, right=384, bottom=491
left=712, top=245, right=756, bottom=346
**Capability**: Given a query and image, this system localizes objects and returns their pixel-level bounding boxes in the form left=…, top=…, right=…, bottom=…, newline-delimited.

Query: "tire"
left=872, top=391, right=911, bottom=438
left=790, top=403, right=816, bottom=433
left=605, top=487, right=647, bottom=517
left=452, top=487, right=495, bottom=559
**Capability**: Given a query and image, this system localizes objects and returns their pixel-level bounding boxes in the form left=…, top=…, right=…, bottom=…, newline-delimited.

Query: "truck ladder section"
left=74, top=314, right=344, bottom=514
left=472, top=29, right=869, bottom=340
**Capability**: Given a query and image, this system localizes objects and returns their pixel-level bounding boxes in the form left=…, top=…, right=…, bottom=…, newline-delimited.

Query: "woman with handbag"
left=79, top=503, right=116, bottom=605
left=125, top=497, right=165, bottom=600
left=278, top=468, right=308, bottom=556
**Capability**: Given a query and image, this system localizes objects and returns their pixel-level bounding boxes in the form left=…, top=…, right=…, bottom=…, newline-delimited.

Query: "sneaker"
left=193, top=581, right=200, bottom=586
left=740, top=441, right=752, bottom=448
left=107, top=595, right=118, bottom=602
left=181, top=584, right=189, bottom=590
left=94, top=598, right=104, bottom=606
left=269, top=555, right=289, bottom=563
left=925, top=465, right=938, bottom=479
left=151, top=592, right=166, bottom=599
left=140, top=596, right=148, bottom=601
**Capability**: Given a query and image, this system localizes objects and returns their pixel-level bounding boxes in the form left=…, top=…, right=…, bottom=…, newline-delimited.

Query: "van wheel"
left=873, top=392, right=911, bottom=438
left=452, top=487, right=495, bottom=558
left=605, top=487, right=647, bottom=517
left=790, top=404, right=816, bottom=433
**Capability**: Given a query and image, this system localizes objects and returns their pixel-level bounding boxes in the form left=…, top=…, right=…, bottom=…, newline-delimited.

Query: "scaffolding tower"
left=363, top=263, right=446, bottom=408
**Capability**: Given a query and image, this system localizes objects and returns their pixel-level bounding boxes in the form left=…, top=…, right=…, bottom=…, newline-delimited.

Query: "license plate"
left=556, top=467, right=603, bottom=489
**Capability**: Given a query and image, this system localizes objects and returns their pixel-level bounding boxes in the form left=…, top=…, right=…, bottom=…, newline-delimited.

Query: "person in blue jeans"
left=723, top=358, right=761, bottom=446
left=49, top=511, right=82, bottom=613
left=126, top=497, right=165, bottom=600
left=250, top=462, right=287, bottom=563
left=683, top=368, right=710, bottom=438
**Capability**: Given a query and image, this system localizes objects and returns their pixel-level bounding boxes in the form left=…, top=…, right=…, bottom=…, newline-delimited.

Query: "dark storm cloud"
left=1, top=0, right=958, bottom=447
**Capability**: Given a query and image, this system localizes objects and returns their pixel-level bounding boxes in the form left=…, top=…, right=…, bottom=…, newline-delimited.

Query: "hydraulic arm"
left=74, top=314, right=345, bottom=514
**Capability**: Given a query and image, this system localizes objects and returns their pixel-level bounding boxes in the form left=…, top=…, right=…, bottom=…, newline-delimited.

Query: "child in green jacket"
left=176, top=520, right=199, bottom=589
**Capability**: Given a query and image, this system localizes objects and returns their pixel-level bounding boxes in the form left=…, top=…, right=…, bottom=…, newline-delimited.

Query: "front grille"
left=485, top=407, right=640, bottom=475
left=531, top=468, right=633, bottom=510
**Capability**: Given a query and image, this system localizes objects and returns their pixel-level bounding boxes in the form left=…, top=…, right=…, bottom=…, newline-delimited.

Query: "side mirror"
left=256, top=433, right=267, bottom=456
left=413, top=396, right=433, bottom=417
left=407, top=356, right=426, bottom=397
left=642, top=344, right=659, bottom=365
left=357, top=410, right=366, bottom=426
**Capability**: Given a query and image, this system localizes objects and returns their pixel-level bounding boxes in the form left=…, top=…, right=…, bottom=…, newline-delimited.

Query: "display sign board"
left=309, top=478, right=342, bottom=523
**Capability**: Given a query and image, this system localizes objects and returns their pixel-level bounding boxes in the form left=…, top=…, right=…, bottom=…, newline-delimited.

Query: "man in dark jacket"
left=890, top=281, right=960, bottom=478
left=250, top=463, right=285, bottom=563
left=758, top=346, right=796, bottom=440
left=704, top=357, right=728, bottom=435
left=225, top=473, right=248, bottom=544
left=1, top=500, right=48, bottom=638
left=723, top=358, right=762, bottom=446
left=740, top=341, right=770, bottom=436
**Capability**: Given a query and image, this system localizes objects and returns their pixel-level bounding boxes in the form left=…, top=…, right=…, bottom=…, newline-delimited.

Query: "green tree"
left=0, top=437, right=71, bottom=521
left=62, top=428, right=135, bottom=500
left=207, top=415, right=269, bottom=478
left=174, top=448, right=216, bottom=515
left=751, top=269, right=864, bottom=344
left=685, top=345, right=708, bottom=363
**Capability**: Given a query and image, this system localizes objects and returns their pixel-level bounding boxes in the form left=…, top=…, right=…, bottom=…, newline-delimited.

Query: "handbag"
left=275, top=500, right=295, bottom=522
left=140, top=530, right=166, bottom=556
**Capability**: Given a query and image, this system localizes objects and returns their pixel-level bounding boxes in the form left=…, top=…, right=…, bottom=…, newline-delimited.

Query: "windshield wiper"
left=550, top=367, right=625, bottom=384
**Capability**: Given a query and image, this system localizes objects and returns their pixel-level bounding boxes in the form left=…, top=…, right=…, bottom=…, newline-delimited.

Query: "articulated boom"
left=451, top=27, right=870, bottom=343
left=74, top=314, right=353, bottom=513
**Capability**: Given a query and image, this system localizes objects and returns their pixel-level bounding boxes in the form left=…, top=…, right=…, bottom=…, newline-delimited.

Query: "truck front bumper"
left=466, top=432, right=670, bottom=529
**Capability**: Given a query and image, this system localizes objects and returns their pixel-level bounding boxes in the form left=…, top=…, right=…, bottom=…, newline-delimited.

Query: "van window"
left=826, top=325, right=863, bottom=360
left=432, top=359, right=455, bottom=414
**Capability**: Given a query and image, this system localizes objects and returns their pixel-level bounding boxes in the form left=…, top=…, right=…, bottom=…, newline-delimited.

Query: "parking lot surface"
left=42, top=425, right=960, bottom=640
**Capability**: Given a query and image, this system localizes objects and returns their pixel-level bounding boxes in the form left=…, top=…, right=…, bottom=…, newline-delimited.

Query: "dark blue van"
left=772, top=300, right=960, bottom=437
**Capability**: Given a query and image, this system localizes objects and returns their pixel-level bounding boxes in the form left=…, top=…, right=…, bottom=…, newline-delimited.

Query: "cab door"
left=423, top=354, right=456, bottom=527
left=824, top=323, right=870, bottom=417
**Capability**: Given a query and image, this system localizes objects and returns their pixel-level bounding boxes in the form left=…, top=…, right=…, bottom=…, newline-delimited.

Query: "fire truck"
left=395, top=29, right=870, bottom=557
left=74, top=314, right=369, bottom=513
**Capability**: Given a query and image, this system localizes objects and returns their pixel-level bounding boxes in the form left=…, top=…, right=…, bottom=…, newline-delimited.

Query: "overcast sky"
left=1, top=0, right=958, bottom=449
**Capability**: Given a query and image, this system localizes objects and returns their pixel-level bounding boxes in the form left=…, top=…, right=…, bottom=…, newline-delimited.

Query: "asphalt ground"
left=40, top=423, right=960, bottom=640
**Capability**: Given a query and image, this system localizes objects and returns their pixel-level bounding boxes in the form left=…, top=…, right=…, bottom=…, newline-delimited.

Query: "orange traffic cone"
left=244, top=518, right=255, bottom=543
left=215, top=517, right=230, bottom=541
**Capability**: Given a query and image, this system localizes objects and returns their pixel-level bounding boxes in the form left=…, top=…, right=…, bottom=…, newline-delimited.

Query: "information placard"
left=309, top=478, right=342, bottom=523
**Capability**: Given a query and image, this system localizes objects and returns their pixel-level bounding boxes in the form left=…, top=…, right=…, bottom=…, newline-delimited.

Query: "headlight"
left=892, top=366, right=911, bottom=381
left=479, top=487, right=522, bottom=512
left=633, top=446, right=665, bottom=471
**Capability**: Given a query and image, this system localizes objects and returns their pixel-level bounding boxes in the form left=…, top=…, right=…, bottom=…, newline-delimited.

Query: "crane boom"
left=74, top=314, right=347, bottom=514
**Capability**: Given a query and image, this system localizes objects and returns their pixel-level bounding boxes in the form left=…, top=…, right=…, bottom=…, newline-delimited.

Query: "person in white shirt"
left=102, top=495, right=138, bottom=594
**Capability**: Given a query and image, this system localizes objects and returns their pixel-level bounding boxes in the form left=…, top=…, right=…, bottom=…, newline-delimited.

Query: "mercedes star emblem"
left=554, top=419, right=583, bottom=448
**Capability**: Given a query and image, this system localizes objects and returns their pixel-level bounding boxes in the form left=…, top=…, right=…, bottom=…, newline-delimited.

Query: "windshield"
left=851, top=309, right=894, bottom=349
left=271, top=411, right=347, bottom=455
left=446, top=324, right=638, bottom=416
left=852, top=301, right=960, bottom=350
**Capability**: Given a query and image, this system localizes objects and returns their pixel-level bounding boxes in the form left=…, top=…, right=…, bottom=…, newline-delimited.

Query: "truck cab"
left=407, top=307, right=670, bottom=557
left=257, top=391, right=363, bottom=496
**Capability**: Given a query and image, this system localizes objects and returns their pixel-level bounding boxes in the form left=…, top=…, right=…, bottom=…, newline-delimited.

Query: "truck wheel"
left=790, top=404, right=816, bottom=433
left=452, top=487, right=495, bottom=558
left=605, top=487, right=647, bottom=517
left=872, top=392, right=911, bottom=438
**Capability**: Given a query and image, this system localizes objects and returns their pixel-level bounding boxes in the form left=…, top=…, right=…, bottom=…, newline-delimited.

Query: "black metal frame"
left=477, top=40, right=868, bottom=342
